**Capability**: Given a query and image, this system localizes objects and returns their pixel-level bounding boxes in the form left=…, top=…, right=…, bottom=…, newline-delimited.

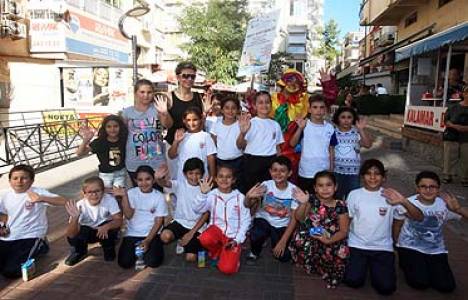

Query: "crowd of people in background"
left=1, top=61, right=467, bottom=296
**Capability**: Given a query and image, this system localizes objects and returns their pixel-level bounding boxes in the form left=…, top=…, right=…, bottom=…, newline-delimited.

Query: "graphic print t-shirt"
left=255, top=180, right=298, bottom=228
left=395, top=195, right=461, bottom=254
left=334, top=127, right=361, bottom=175
left=90, top=138, right=126, bottom=173
left=122, top=106, right=165, bottom=172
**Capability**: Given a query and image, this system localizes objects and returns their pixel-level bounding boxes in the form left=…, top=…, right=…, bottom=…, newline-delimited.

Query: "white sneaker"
left=245, top=251, right=258, bottom=265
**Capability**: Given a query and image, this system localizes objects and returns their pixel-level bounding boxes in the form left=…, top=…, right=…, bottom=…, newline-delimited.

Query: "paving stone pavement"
left=0, top=132, right=467, bottom=300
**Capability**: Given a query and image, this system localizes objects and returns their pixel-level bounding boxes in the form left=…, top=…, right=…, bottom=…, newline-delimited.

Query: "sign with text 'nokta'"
left=237, top=10, right=280, bottom=77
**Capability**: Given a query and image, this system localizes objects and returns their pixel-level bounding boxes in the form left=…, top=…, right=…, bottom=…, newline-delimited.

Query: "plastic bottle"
left=176, top=240, right=184, bottom=255
left=197, top=250, right=206, bottom=268
left=134, top=241, right=145, bottom=271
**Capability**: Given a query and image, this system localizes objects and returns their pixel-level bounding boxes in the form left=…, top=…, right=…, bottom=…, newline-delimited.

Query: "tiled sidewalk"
left=0, top=135, right=467, bottom=299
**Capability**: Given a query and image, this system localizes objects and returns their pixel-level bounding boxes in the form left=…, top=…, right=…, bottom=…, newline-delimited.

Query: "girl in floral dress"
left=290, top=171, right=350, bottom=288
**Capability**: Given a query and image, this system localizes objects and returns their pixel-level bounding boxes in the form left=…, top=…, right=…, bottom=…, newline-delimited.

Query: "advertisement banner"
left=404, top=105, right=447, bottom=132
left=42, top=109, right=79, bottom=137
left=63, top=67, right=133, bottom=110
left=237, top=10, right=280, bottom=77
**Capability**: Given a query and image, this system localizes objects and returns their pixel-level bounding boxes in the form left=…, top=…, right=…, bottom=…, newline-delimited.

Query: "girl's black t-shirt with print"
left=166, top=91, right=203, bottom=145
left=90, top=138, right=126, bottom=173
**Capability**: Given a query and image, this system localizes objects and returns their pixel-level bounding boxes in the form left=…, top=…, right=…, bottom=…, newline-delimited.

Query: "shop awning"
left=395, top=22, right=468, bottom=62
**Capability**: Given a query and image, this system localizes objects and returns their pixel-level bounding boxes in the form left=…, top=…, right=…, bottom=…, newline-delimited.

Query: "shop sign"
left=404, top=105, right=447, bottom=132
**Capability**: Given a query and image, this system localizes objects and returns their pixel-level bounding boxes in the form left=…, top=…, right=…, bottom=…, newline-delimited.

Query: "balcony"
left=65, top=0, right=123, bottom=25
left=360, top=0, right=427, bottom=26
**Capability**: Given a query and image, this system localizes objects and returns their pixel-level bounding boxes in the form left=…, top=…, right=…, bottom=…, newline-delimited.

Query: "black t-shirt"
left=89, top=138, right=126, bottom=173
left=166, top=91, right=203, bottom=145
left=446, top=103, right=468, bottom=143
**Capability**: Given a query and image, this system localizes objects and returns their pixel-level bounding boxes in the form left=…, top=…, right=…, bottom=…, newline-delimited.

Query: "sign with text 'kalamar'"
left=237, top=10, right=280, bottom=77
left=404, top=105, right=447, bottom=132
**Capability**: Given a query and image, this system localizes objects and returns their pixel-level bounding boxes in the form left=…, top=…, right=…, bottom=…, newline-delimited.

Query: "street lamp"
left=118, top=1, right=150, bottom=85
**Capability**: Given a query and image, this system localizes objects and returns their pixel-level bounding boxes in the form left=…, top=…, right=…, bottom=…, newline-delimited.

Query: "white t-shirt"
left=176, top=131, right=217, bottom=179
left=211, top=120, right=243, bottom=160
left=76, top=194, right=121, bottom=229
left=395, top=195, right=461, bottom=254
left=347, top=187, right=406, bottom=252
left=205, top=115, right=222, bottom=134
left=376, top=86, right=388, bottom=95
left=125, top=187, right=168, bottom=237
left=244, top=117, right=284, bottom=156
left=0, top=187, right=57, bottom=241
left=299, top=120, right=337, bottom=178
left=172, top=178, right=205, bottom=231
left=255, top=180, right=299, bottom=228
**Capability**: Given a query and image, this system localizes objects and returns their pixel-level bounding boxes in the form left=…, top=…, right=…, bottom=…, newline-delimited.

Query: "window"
left=439, top=0, right=453, bottom=7
left=295, top=62, right=304, bottom=73
left=404, top=12, right=417, bottom=28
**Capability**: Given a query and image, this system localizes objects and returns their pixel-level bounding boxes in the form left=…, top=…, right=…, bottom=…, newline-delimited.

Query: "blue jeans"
left=335, top=173, right=360, bottom=201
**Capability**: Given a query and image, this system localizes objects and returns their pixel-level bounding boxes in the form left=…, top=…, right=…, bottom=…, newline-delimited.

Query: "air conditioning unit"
left=0, top=19, right=26, bottom=39
left=1, top=0, right=26, bottom=20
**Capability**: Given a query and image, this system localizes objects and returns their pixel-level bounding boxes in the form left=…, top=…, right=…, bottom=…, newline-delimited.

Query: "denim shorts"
left=99, top=168, right=127, bottom=188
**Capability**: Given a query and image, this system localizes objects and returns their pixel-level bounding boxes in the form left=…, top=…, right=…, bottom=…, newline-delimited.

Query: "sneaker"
left=245, top=251, right=258, bottom=266
left=103, top=247, right=116, bottom=261
left=65, top=251, right=86, bottom=266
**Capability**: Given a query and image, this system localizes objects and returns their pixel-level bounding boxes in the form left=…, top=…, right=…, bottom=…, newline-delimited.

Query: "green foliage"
left=315, top=19, right=340, bottom=67
left=355, top=95, right=406, bottom=115
left=179, top=0, right=250, bottom=84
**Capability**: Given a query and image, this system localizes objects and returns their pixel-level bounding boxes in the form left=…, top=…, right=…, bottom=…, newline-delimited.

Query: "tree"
left=315, top=19, right=341, bottom=67
left=179, top=0, right=250, bottom=84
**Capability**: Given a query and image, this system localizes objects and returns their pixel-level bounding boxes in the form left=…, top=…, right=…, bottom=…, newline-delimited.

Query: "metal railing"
left=0, top=116, right=104, bottom=174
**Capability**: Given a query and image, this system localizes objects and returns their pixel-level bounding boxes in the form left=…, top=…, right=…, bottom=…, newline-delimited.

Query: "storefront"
left=396, top=22, right=468, bottom=132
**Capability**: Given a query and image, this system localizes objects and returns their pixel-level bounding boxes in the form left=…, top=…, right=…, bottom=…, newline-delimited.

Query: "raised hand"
left=239, top=113, right=251, bottom=134
left=356, top=117, right=368, bottom=130
left=112, top=186, right=127, bottom=197
left=293, top=187, right=309, bottom=204
left=65, top=200, right=81, bottom=219
left=295, top=118, right=307, bottom=129
left=440, top=192, right=462, bottom=213
left=199, top=177, right=213, bottom=194
left=174, top=128, right=186, bottom=143
left=319, top=67, right=332, bottom=82
left=79, top=126, right=95, bottom=142
left=27, top=190, right=42, bottom=203
left=202, top=89, right=213, bottom=114
left=381, top=188, right=406, bottom=205
left=154, top=93, right=169, bottom=114
left=246, top=183, right=266, bottom=199
left=154, top=164, right=169, bottom=180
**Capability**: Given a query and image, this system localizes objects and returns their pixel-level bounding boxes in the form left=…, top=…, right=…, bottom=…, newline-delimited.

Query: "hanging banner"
left=237, top=10, right=280, bottom=77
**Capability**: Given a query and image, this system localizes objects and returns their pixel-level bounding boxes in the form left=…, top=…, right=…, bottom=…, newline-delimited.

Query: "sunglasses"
left=180, top=73, right=196, bottom=80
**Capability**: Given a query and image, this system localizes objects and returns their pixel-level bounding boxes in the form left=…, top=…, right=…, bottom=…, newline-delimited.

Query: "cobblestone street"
left=0, top=131, right=466, bottom=300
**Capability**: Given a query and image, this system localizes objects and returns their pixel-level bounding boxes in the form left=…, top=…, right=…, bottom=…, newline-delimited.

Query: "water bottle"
left=176, top=240, right=184, bottom=255
left=197, top=250, right=206, bottom=268
left=134, top=241, right=145, bottom=271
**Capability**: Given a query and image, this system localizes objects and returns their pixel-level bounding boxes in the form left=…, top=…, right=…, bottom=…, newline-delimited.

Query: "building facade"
left=0, top=0, right=166, bottom=120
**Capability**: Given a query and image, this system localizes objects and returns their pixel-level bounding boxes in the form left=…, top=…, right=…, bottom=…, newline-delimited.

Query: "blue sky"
left=324, top=0, right=362, bottom=40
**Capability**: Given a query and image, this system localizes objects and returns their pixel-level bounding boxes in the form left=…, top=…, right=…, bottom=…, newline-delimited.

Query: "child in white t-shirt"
left=290, top=94, right=337, bottom=194
left=344, top=159, right=423, bottom=295
left=205, top=92, right=222, bottom=133
left=393, top=171, right=468, bottom=293
left=168, top=106, right=217, bottom=180
left=211, top=97, right=244, bottom=190
left=244, top=156, right=298, bottom=263
left=115, top=166, right=168, bottom=269
left=237, top=91, right=284, bottom=194
left=155, top=158, right=209, bottom=263
left=64, top=176, right=122, bottom=266
left=0, top=165, right=67, bottom=278
left=194, top=165, right=252, bottom=275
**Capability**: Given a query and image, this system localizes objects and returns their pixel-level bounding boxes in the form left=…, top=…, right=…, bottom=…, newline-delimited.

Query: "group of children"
left=0, top=82, right=467, bottom=296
